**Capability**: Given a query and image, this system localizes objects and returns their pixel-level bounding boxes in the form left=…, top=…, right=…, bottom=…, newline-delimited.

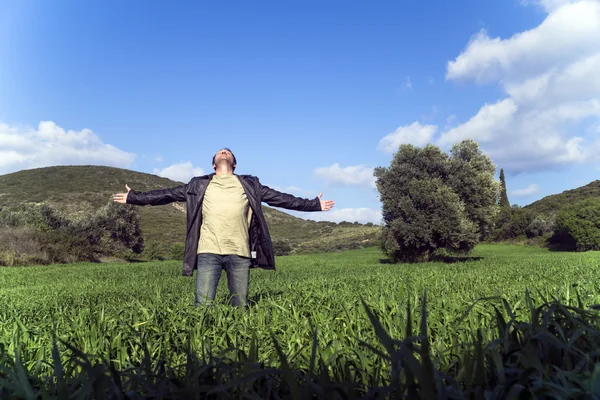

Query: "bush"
left=491, top=206, right=535, bottom=240
left=554, top=198, right=600, bottom=251
left=526, top=214, right=556, bottom=238
left=143, top=241, right=167, bottom=261
left=168, top=242, right=185, bottom=260
left=96, top=202, right=145, bottom=254
left=272, top=239, right=293, bottom=256
left=0, top=201, right=145, bottom=265
left=36, top=229, right=98, bottom=263
left=0, top=227, right=48, bottom=266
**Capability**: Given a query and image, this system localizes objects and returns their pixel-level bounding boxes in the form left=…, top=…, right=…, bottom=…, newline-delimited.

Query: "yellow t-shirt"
left=197, top=175, right=251, bottom=258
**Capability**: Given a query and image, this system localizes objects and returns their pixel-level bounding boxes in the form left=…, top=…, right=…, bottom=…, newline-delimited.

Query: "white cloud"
left=293, top=208, right=382, bottom=225
left=0, top=120, right=135, bottom=174
left=440, top=0, right=600, bottom=173
left=447, top=1, right=600, bottom=84
left=154, top=156, right=164, bottom=162
left=522, top=0, right=578, bottom=12
left=153, top=162, right=204, bottom=183
left=439, top=99, right=518, bottom=147
left=378, top=122, right=438, bottom=153
left=402, top=76, right=412, bottom=90
left=314, top=163, right=376, bottom=188
left=270, top=185, right=314, bottom=197
left=511, top=184, right=540, bottom=197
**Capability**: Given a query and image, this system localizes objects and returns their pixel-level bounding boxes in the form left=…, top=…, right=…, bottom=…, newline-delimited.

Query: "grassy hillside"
left=524, top=180, right=600, bottom=215
left=0, top=166, right=379, bottom=252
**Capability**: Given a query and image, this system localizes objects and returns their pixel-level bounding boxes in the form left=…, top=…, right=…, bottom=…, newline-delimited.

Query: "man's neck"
left=214, top=166, right=234, bottom=176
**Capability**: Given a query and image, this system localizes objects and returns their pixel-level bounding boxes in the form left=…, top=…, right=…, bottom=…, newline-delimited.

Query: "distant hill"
left=523, top=180, right=600, bottom=216
left=0, top=166, right=379, bottom=253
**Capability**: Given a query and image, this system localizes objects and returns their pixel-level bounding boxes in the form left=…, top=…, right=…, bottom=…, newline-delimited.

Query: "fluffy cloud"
left=153, top=162, right=204, bottom=183
left=447, top=1, right=600, bottom=84
left=511, top=184, right=541, bottom=197
left=292, top=208, right=382, bottom=225
left=378, top=122, right=438, bottom=153
left=0, top=120, right=135, bottom=174
left=314, top=163, right=376, bottom=188
left=523, top=0, right=579, bottom=12
left=439, top=0, right=600, bottom=173
left=270, top=185, right=314, bottom=197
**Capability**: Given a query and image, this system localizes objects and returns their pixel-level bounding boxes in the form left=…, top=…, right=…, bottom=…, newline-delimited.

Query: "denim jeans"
left=195, top=253, right=251, bottom=307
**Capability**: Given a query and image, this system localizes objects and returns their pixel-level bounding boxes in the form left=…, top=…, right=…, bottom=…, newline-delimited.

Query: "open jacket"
left=126, top=173, right=322, bottom=276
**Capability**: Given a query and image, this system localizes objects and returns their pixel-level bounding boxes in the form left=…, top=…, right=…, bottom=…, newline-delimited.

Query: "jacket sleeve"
left=260, top=183, right=322, bottom=212
left=126, top=185, right=188, bottom=206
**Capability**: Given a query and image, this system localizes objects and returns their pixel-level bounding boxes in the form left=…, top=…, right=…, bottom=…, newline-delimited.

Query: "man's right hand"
left=112, top=184, right=131, bottom=204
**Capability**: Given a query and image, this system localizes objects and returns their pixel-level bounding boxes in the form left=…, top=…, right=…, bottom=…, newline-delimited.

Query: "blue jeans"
left=195, top=253, right=251, bottom=307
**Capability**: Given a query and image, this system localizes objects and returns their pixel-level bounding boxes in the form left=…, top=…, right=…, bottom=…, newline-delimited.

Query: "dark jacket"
left=126, top=173, right=322, bottom=276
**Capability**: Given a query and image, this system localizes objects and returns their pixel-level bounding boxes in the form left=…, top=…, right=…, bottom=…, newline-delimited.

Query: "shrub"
left=491, top=206, right=535, bottom=240
left=167, top=242, right=185, bottom=260
left=554, top=198, right=600, bottom=251
left=272, top=239, right=293, bottom=256
left=526, top=214, right=556, bottom=238
left=0, top=227, right=48, bottom=266
left=36, top=229, right=98, bottom=263
left=96, top=202, right=145, bottom=254
left=143, top=241, right=167, bottom=261
left=0, top=201, right=145, bottom=265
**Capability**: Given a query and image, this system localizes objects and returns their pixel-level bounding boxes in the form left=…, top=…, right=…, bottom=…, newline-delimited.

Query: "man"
left=113, top=148, right=335, bottom=307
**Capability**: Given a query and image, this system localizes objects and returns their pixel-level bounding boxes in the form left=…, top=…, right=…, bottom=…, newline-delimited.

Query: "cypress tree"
left=499, top=168, right=510, bottom=208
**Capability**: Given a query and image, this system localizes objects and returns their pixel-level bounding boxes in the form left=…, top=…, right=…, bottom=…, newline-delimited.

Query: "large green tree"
left=374, top=140, right=498, bottom=262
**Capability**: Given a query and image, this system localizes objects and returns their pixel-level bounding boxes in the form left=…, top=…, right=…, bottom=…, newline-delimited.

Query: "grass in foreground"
left=0, top=244, right=599, bottom=398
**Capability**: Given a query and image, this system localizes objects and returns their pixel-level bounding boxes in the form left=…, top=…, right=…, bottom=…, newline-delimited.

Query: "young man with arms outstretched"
left=113, top=148, right=335, bottom=307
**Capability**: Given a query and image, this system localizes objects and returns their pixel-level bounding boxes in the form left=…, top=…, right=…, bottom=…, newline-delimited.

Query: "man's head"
left=212, top=148, right=237, bottom=172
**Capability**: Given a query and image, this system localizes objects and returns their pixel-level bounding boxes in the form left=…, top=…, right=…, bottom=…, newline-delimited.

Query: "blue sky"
left=1, top=0, right=599, bottom=223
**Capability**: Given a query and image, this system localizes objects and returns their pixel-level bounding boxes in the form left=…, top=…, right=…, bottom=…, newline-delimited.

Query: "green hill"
left=523, top=180, right=600, bottom=216
left=0, top=166, right=380, bottom=253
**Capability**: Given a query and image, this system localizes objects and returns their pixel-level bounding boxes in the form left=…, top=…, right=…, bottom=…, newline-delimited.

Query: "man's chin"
left=216, top=160, right=233, bottom=168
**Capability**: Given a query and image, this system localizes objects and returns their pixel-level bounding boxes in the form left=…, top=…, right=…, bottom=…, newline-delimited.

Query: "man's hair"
left=212, top=148, right=237, bottom=171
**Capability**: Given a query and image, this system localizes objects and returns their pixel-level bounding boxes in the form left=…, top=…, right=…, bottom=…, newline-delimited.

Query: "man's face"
left=213, top=148, right=235, bottom=169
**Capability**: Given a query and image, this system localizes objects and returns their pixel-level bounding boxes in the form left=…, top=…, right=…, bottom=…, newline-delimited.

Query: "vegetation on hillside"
left=489, top=177, right=600, bottom=249
left=0, top=201, right=145, bottom=265
left=0, top=166, right=379, bottom=264
left=525, top=180, right=600, bottom=216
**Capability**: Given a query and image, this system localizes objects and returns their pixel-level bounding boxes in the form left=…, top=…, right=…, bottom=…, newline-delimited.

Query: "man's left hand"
left=317, top=193, right=335, bottom=211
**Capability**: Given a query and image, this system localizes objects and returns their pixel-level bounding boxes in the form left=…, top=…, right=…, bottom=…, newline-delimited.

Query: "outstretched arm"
left=260, top=184, right=335, bottom=212
left=112, top=184, right=187, bottom=206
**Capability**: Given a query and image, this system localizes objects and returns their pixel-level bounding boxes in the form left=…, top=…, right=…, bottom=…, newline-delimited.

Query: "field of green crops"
left=1, top=244, right=599, bottom=398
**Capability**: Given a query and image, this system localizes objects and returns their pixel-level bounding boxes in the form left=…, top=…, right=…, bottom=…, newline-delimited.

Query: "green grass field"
left=1, top=244, right=599, bottom=397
